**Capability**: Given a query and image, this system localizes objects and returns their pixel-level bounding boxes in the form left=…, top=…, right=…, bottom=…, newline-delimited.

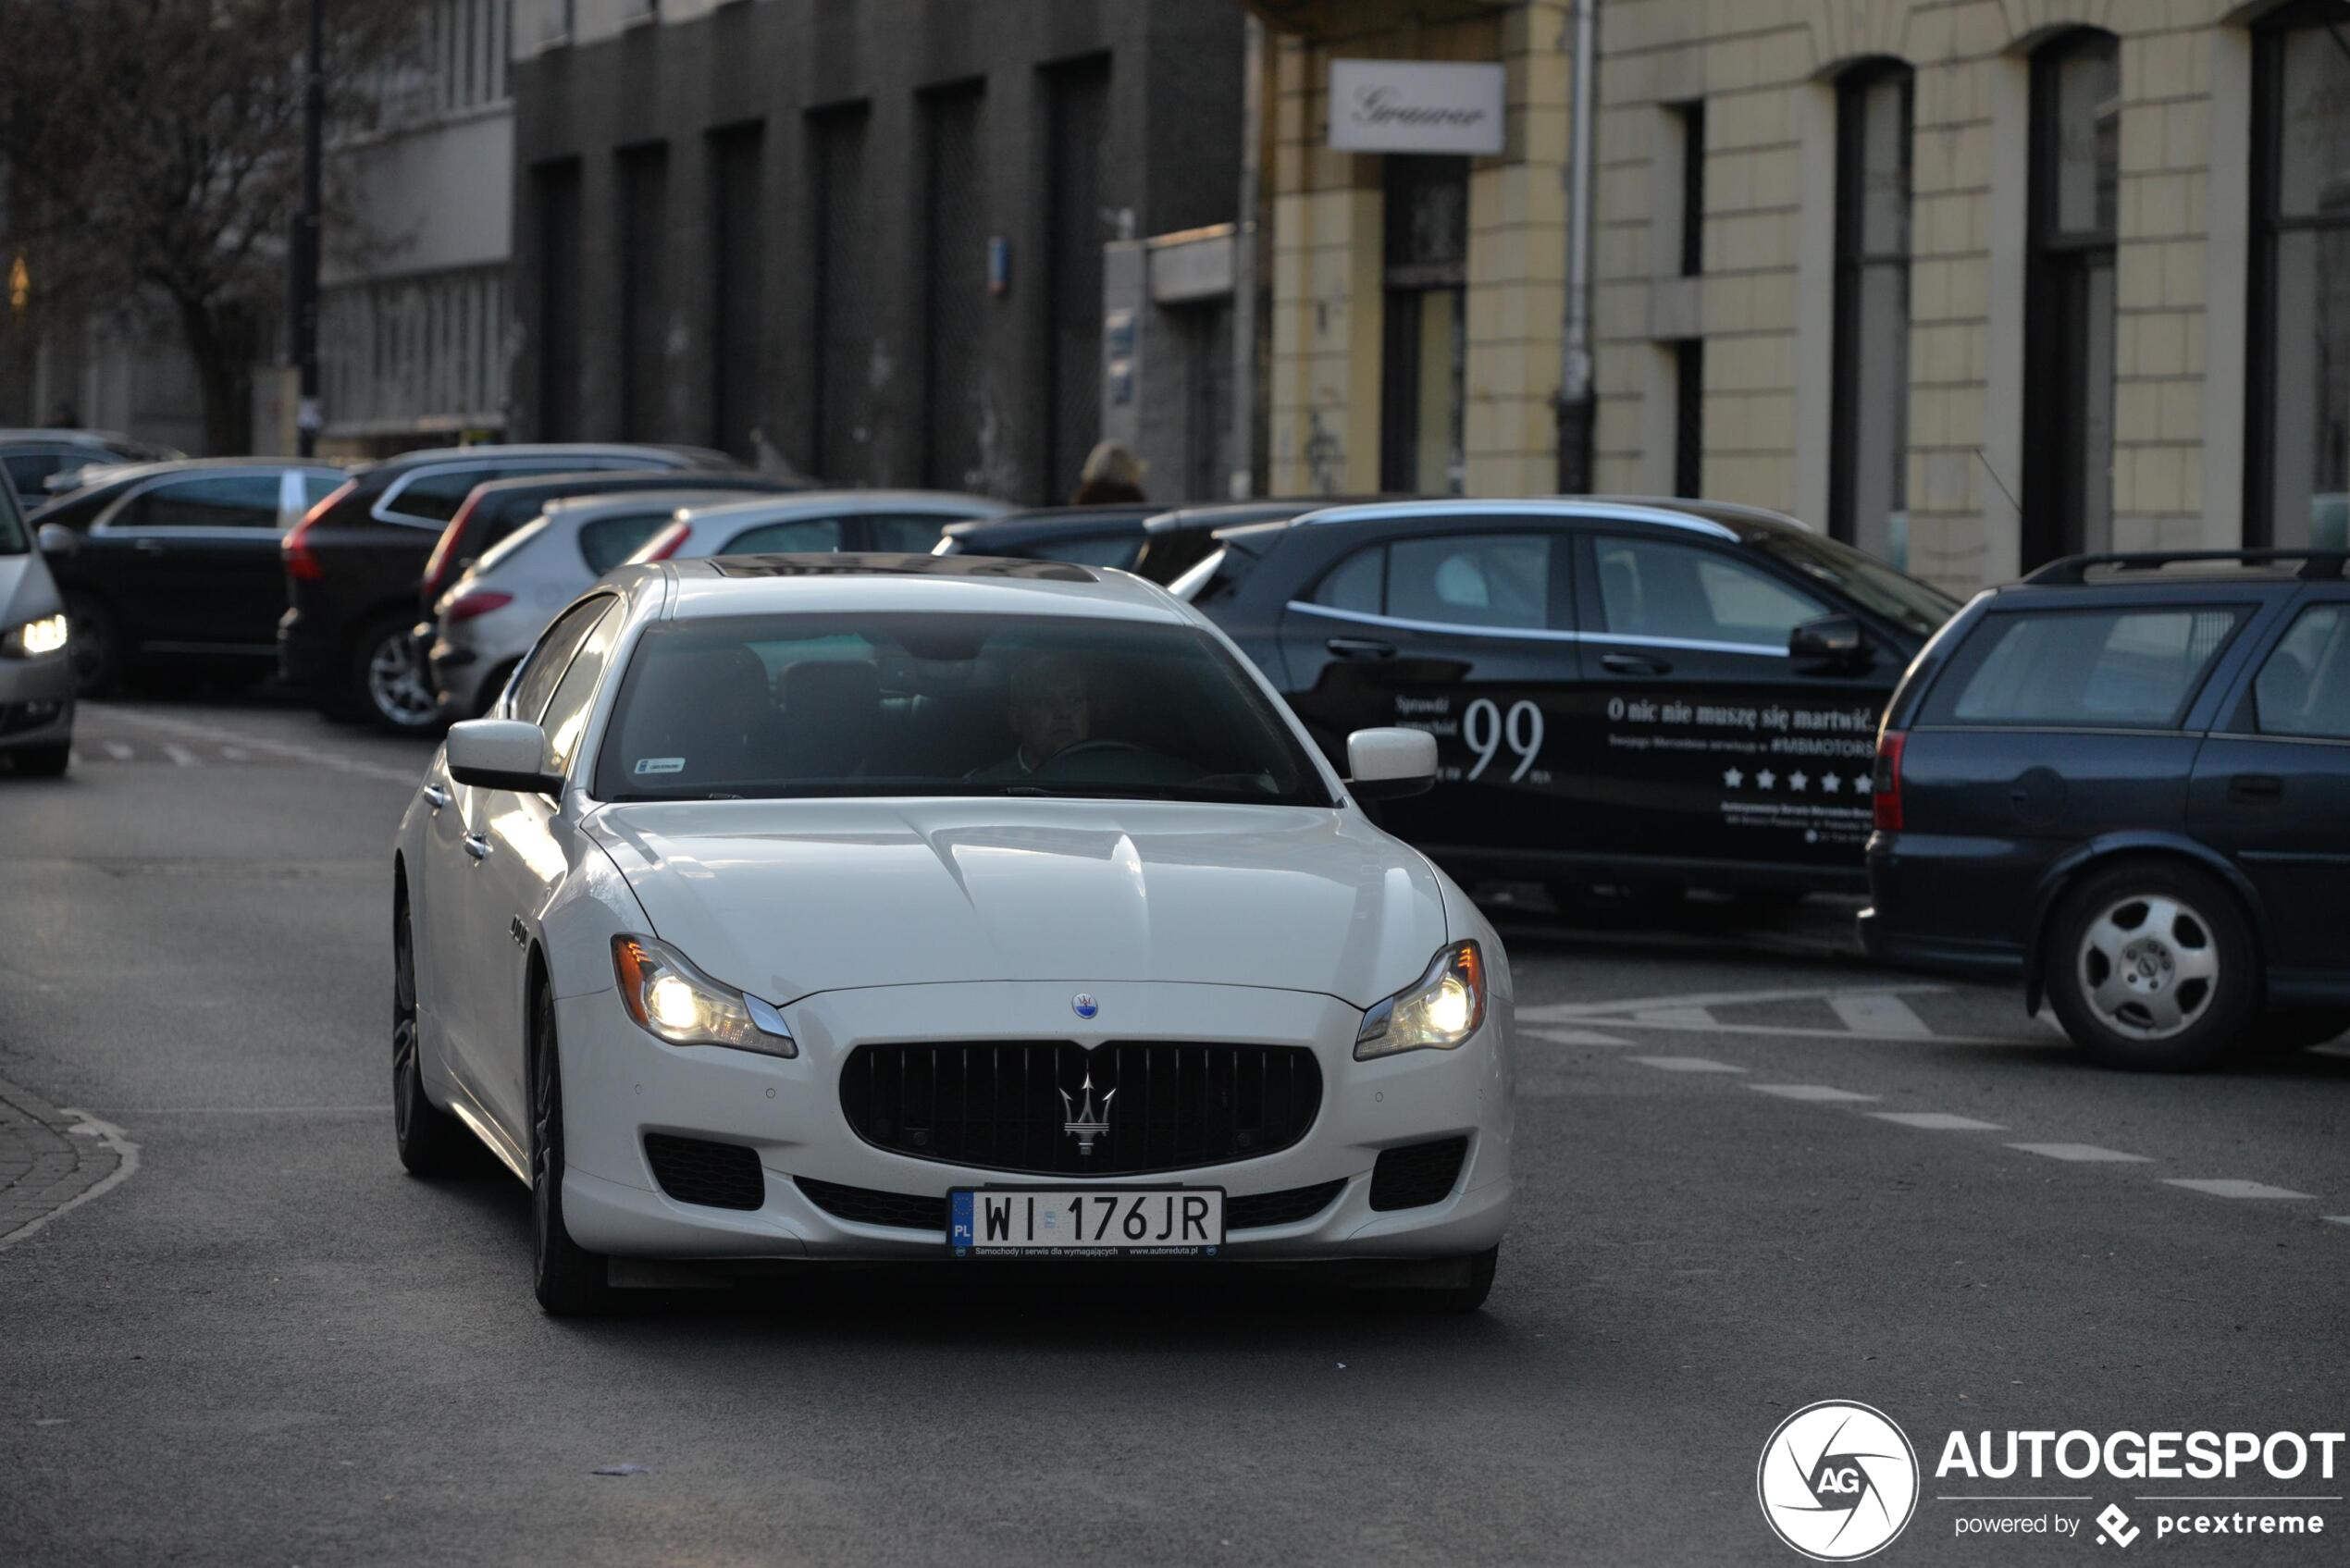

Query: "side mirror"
left=1789, top=613, right=1868, bottom=667
left=446, top=719, right=563, bottom=795
left=36, top=523, right=76, bottom=557
left=1345, top=726, right=1439, bottom=800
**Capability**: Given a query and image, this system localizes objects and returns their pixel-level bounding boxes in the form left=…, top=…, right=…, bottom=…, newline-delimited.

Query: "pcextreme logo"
left=1757, top=1401, right=1922, bottom=1562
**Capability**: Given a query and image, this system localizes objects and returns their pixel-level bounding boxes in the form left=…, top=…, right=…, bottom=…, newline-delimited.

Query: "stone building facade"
left=1590, top=0, right=2350, bottom=590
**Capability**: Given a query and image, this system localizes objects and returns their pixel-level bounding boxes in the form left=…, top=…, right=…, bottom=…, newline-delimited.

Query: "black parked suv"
left=279, top=444, right=736, bottom=729
left=1181, top=498, right=1959, bottom=899
left=1859, top=549, right=2350, bottom=1069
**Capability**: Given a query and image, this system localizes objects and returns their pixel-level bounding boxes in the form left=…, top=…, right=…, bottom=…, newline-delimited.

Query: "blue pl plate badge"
left=951, top=1191, right=974, bottom=1255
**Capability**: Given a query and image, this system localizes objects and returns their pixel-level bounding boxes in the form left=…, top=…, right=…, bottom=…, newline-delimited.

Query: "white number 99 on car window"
left=1463, top=698, right=1546, bottom=783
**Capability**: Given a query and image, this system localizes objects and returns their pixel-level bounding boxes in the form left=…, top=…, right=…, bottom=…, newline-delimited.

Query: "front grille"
left=1368, top=1137, right=1468, bottom=1212
left=1227, top=1179, right=1345, bottom=1230
left=793, top=1176, right=1347, bottom=1235
left=644, top=1133, right=766, bottom=1211
left=797, top=1177, right=945, bottom=1231
left=839, top=1041, right=1322, bottom=1177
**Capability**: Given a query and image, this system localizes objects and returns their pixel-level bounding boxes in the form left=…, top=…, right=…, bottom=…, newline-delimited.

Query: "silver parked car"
left=0, top=478, right=73, bottom=775
left=426, top=488, right=759, bottom=719
left=624, top=489, right=1014, bottom=566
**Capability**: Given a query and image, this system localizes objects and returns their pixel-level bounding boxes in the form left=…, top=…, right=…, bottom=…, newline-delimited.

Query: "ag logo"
left=1756, top=1401, right=1919, bottom=1561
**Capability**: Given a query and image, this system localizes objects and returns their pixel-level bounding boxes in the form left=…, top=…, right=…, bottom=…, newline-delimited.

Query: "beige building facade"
left=1259, top=0, right=1575, bottom=499
left=1594, top=0, right=2350, bottom=592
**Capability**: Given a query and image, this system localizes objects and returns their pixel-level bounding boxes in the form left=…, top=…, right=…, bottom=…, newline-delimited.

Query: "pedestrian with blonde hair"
left=1070, top=439, right=1146, bottom=505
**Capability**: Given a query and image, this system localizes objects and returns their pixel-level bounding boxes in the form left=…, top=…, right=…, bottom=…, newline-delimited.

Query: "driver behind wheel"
left=970, top=651, right=1092, bottom=780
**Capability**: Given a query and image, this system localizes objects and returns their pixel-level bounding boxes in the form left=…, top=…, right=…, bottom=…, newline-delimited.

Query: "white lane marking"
left=2327, top=1216, right=2350, bottom=1228
left=1631, top=1006, right=1717, bottom=1028
left=219, top=747, right=249, bottom=762
left=91, top=1105, right=392, bottom=1115
left=2008, top=1142, right=2153, bottom=1163
left=67, top=748, right=82, bottom=768
left=1521, top=982, right=1947, bottom=1022
left=1631, top=1056, right=1746, bottom=1073
left=1530, top=1015, right=2027, bottom=1047
left=2163, top=1179, right=2313, bottom=1201
left=96, top=705, right=419, bottom=784
left=1870, top=1112, right=2005, bottom=1130
left=101, top=740, right=133, bottom=761
left=1749, top=1084, right=1878, bottom=1102
left=0, top=1110, right=140, bottom=1252
left=160, top=743, right=198, bottom=767
left=1829, top=994, right=1931, bottom=1037
left=1521, top=1026, right=1635, bottom=1046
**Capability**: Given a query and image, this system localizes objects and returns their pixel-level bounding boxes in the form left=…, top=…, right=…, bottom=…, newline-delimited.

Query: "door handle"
left=1601, top=651, right=1673, bottom=676
left=421, top=784, right=450, bottom=811
left=463, top=833, right=491, bottom=861
left=2229, top=772, right=2284, bottom=799
left=1326, top=636, right=1397, bottom=661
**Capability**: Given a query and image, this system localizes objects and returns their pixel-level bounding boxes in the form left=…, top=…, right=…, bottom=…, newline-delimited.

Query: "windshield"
left=0, top=472, right=26, bottom=553
left=594, top=611, right=1336, bottom=806
left=1739, top=528, right=1957, bottom=636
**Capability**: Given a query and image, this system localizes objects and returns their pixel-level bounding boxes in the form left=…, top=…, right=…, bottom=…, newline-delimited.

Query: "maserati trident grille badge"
left=1059, top=1071, right=1115, bottom=1154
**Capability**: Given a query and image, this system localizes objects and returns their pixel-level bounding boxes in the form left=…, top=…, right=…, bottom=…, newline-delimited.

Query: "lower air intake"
left=1367, top=1137, right=1468, bottom=1213
left=644, top=1133, right=766, bottom=1212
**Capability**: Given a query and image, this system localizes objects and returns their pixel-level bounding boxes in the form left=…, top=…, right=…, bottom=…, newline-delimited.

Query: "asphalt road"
left=1, top=695, right=2343, bottom=1567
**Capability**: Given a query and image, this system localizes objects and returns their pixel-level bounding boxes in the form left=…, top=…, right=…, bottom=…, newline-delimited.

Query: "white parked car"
left=625, top=489, right=1011, bottom=567
left=392, top=553, right=1514, bottom=1314
left=427, top=488, right=763, bottom=719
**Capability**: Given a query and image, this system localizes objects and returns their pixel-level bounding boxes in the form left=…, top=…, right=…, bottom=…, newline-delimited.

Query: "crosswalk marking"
left=1869, top=1112, right=2003, bottom=1130
left=102, top=741, right=133, bottom=761
left=2008, top=1142, right=2152, bottom=1163
left=2163, top=1179, right=2312, bottom=1201
left=1749, top=1084, right=1877, bottom=1102
left=1631, top=1056, right=1745, bottom=1073
left=161, top=743, right=198, bottom=767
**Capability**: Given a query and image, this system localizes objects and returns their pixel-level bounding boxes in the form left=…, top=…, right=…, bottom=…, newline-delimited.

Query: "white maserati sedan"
left=393, top=553, right=1514, bottom=1314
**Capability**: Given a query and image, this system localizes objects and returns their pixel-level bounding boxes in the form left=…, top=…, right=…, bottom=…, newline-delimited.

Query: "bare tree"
left=0, top=0, right=421, bottom=452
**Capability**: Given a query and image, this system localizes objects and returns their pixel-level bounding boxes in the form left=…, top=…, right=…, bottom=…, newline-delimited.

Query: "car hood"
left=0, top=551, right=61, bottom=628
left=585, top=799, right=1447, bottom=1007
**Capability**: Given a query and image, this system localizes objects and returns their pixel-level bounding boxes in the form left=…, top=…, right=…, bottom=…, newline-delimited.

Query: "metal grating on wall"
left=319, top=265, right=508, bottom=438
left=922, top=83, right=991, bottom=492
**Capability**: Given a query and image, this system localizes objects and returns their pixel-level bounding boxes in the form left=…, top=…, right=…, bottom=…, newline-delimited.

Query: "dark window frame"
left=1675, top=100, right=1707, bottom=278
left=2022, top=28, right=2121, bottom=569
left=2245, top=0, right=2350, bottom=548
left=1674, top=339, right=1705, bottom=498
left=1827, top=59, right=1915, bottom=555
left=1379, top=154, right=1472, bottom=498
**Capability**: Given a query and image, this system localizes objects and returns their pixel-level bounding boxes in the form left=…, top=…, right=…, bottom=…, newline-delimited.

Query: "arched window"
left=2022, top=29, right=2121, bottom=566
left=2249, top=0, right=2350, bottom=549
left=1829, top=59, right=1914, bottom=567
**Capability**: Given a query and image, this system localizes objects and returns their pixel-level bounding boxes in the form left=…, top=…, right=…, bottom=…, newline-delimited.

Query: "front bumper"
left=0, top=652, right=73, bottom=751
left=551, top=979, right=1515, bottom=1263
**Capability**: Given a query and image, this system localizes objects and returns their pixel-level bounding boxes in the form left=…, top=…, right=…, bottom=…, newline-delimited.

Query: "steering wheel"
left=1047, top=739, right=1149, bottom=762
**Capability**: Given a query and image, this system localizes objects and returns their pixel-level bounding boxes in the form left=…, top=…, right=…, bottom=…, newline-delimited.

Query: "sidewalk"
left=0, top=1074, right=132, bottom=1247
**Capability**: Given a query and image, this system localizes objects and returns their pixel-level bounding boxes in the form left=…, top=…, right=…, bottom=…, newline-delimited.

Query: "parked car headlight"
left=611, top=935, right=797, bottom=1057
left=2, top=612, right=68, bottom=659
left=1354, top=942, right=1486, bottom=1060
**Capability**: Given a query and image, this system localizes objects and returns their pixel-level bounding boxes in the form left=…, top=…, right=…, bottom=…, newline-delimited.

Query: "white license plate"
left=949, top=1187, right=1224, bottom=1258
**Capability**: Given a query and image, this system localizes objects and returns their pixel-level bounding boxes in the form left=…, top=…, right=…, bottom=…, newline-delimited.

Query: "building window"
left=707, top=123, right=764, bottom=461
left=1829, top=61, right=1913, bottom=567
left=1044, top=56, right=1112, bottom=500
left=2250, top=0, right=2350, bottom=550
left=1674, top=339, right=1703, bottom=497
left=2022, top=29, right=2120, bottom=567
left=615, top=142, right=670, bottom=440
left=1379, top=154, right=1468, bottom=497
left=1675, top=101, right=1706, bottom=277
left=533, top=158, right=582, bottom=441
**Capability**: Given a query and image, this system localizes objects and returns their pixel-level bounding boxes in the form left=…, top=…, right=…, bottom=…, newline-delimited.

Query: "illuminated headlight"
left=1355, top=942, right=1487, bottom=1060
left=611, top=935, right=797, bottom=1057
left=2, top=613, right=68, bottom=658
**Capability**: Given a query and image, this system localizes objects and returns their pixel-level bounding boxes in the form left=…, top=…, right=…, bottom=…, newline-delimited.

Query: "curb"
left=0, top=1075, right=138, bottom=1250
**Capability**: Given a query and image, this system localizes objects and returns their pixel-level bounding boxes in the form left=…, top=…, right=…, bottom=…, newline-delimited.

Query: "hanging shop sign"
left=1328, top=59, right=1506, bottom=156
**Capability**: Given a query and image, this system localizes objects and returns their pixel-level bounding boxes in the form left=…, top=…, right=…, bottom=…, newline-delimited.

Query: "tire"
left=2258, top=1008, right=2350, bottom=1053
left=63, top=592, right=120, bottom=698
left=348, top=614, right=440, bottom=735
left=9, top=743, right=69, bottom=778
left=530, top=981, right=610, bottom=1315
left=392, top=893, right=477, bottom=1177
left=2045, top=861, right=2258, bottom=1071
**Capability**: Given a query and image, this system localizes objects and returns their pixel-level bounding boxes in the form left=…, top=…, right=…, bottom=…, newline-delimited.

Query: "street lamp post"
left=292, top=0, right=324, bottom=457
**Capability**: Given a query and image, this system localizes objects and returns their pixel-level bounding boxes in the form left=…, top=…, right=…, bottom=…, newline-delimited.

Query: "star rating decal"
left=1788, top=771, right=1810, bottom=792
left=1755, top=769, right=1776, bottom=790
left=1723, top=767, right=1744, bottom=788
left=1822, top=772, right=1842, bottom=793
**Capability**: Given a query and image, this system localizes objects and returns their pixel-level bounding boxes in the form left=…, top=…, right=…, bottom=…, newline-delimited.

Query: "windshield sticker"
left=633, top=757, right=686, bottom=776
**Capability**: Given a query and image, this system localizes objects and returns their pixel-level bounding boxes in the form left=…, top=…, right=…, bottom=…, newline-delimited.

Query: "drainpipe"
left=1230, top=14, right=1267, bottom=500
left=1554, top=0, right=1597, bottom=494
